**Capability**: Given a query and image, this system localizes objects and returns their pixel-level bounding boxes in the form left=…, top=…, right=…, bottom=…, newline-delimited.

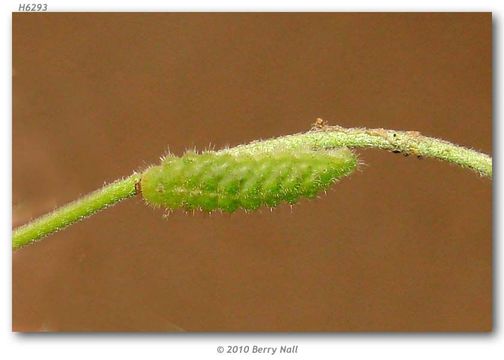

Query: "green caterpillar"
left=140, top=148, right=358, bottom=212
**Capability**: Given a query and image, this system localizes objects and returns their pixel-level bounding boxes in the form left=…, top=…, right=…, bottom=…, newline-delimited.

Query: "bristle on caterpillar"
left=140, top=148, right=357, bottom=213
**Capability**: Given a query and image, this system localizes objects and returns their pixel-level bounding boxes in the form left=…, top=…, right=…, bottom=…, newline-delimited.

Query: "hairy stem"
left=12, top=125, right=492, bottom=250
left=12, top=174, right=141, bottom=249
left=225, top=125, right=492, bottom=177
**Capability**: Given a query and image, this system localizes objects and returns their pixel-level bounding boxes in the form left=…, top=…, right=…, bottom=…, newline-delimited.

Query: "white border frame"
left=1, top=1, right=500, bottom=359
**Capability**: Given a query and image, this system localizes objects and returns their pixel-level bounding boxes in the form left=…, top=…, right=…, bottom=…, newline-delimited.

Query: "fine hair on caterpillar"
left=140, top=148, right=358, bottom=213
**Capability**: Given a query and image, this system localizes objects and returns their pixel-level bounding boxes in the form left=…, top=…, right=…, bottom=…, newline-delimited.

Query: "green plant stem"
left=225, top=125, right=492, bottom=177
left=12, top=125, right=492, bottom=250
left=12, top=173, right=141, bottom=249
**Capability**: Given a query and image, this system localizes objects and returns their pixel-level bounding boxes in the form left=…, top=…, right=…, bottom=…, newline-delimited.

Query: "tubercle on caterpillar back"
left=138, top=147, right=358, bottom=214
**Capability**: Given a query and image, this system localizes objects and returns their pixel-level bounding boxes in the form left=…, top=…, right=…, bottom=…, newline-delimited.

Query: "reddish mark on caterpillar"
left=135, top=180, right=142, bottom=196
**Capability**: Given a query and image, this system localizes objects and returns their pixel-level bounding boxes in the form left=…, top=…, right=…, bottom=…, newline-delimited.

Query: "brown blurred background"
left=12, top=13, right=492, bottom=332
